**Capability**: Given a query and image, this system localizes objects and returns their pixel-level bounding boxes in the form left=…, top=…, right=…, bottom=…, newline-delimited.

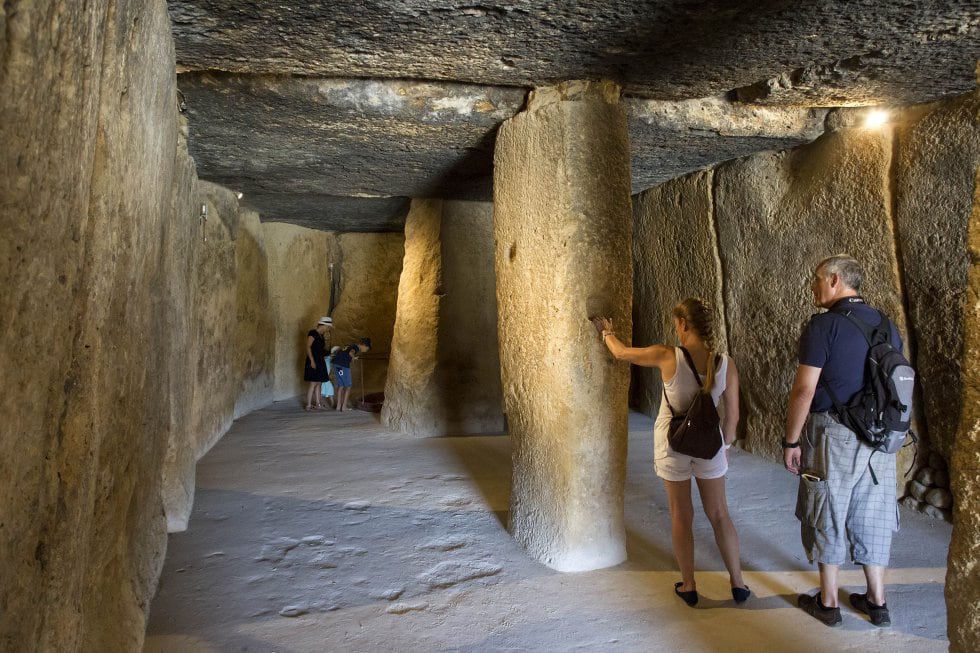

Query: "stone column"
left=493, top=80, right=633, bottom=572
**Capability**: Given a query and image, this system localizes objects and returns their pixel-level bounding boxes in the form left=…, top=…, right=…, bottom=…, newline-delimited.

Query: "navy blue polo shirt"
left=798, top=296, right=903, bottom=412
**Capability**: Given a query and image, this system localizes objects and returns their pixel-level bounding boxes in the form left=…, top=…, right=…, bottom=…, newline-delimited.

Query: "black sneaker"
left=850, top=592, right=891, bottom=627
left=798, top=592, right=842, bottom=627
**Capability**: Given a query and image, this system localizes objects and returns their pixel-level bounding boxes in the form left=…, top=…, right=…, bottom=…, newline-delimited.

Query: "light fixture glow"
left=236, top=191, right=244, bottom=200
left=864, top=109, right=889, bottom=129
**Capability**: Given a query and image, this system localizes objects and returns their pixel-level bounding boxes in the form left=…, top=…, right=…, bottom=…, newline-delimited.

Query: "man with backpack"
left=783, top=255, right=905, bottom=628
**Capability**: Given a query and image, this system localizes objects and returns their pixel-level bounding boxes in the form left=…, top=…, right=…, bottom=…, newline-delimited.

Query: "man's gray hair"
left=818, top=254, right=864, bottom=291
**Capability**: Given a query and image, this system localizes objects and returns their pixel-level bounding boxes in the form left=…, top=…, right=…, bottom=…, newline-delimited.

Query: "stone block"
left=922, top=504, right=952, bottom=521
left=332, top=232, right=404, bottom=396
left=915, top=467, right=937, bottom=487
left=899, top=495, right=924, bottom=512
left=908, top=480, right=928, bottom=501
left=925, top=488, right=953, bottom=509
left=933, top=468, right=950, bottom=489
left=632, top=170, right=725, bottom=417
left=895, top=91, right=980, bottom=461
left=714, top=127, right=905, bottom=464
left=263, top=223, right=336, bottom=401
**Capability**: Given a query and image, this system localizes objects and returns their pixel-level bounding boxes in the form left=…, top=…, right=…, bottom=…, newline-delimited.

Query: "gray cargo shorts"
left=794, top=412, right=899, bottom=567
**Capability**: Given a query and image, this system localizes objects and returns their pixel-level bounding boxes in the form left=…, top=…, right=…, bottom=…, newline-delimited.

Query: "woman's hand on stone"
left=590, top=316, right=612, bottom=335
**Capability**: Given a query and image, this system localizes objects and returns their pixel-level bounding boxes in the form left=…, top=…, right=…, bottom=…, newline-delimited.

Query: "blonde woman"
left=593, top=298, right=749, bottom=606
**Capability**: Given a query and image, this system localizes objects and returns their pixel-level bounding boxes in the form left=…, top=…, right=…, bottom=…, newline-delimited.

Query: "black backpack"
left=664, top=347, right=723, bottom=460
left=820, top=308, right=916, bottom=482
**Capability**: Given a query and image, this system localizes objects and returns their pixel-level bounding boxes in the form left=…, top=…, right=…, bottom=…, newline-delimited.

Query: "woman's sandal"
left=674, top=582, right=698, bottom=607
left=732, top=586, right=751, bottom=604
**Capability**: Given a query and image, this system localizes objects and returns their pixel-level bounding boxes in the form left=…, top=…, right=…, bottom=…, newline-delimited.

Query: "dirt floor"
left=144, top=403, right=951, bottom=652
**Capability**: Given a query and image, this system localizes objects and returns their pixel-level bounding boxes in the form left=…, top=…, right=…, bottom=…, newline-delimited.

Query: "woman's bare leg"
left=664, top=478, right=696, bottom=591
left=695, top=476, right=745, bottom=589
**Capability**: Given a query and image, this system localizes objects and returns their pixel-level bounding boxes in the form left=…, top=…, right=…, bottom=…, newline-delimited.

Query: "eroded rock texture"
left=263, top=223, right=336, bottom=402
left=0, top=1, right=176, bottom=649
left=947, top=163, right=980, bottom=653
left=384, top=200, right=504, bottom=436
left=494, top=81, right=632, bottom=571
left=632, top=170, right=726, bottom=416
left=330, top=233, right=404, bottom=397
left=714, top=125, right=908, bottom=468
left=895, top=91, right=980, bottom=461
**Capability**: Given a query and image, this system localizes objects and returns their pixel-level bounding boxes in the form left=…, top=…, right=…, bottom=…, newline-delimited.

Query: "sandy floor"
left=144, top=403, right=951, bottom=652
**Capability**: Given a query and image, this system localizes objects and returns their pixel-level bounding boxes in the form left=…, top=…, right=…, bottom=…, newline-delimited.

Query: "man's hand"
left=784, top=446, right=801, bottom=475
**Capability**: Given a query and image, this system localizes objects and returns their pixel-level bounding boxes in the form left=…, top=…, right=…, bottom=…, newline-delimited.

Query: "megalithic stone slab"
left=493, top=81, right=632, bottom=572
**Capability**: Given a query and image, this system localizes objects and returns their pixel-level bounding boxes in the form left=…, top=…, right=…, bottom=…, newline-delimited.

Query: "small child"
left=321, top=345, right=341, bottom=408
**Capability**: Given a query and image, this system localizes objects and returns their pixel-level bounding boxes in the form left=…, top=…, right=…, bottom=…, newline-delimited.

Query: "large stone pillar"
left=383, top=199, right=505, bottom=436
left=493, top=81, right=633, bottom=571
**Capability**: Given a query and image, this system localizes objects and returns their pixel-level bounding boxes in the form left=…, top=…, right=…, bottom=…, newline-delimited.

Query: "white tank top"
left=655, top=347, right=728, bottom=457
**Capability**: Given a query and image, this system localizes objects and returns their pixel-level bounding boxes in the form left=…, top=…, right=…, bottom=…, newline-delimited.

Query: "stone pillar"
left=383, top=199, right=444, bottom=432
left=383, top=199, right=505, bottom=436
left=493, top=80, right=632, bottom=571
left=947, top=162, right=980, bottom=653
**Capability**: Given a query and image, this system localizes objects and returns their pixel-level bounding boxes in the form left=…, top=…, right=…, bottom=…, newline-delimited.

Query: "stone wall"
left=631, top=95, right=979, bottom=496
left=894, top=91, right=980, bottom=463
left=0, top=1, right=284, bottom=648
left=263, top=222, right=336, bottom=402
left=947, top=163, right=980, bottom=653
left=631, top=170, right=725, bottom=416
left=383, top=199, right=505, bottom=436
left=330, top=233, right=404, bottom=399
left=0, top=1, right=177, bottom=649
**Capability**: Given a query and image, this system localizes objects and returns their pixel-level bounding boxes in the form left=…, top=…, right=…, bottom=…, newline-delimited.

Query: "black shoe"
left=674, top=582, right=698, bottom=607
left=850, top=592, right=891, bottom=627
left=798, top=592, right=842, bottom=627
left=732, top=585, right=751, bottom=604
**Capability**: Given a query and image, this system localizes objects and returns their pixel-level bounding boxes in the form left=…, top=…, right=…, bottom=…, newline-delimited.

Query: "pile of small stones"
left=901, top=450, right=952, bottom=521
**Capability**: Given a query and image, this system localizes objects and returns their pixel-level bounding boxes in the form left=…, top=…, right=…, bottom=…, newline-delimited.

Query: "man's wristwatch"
left=781, top=439, right=800, bottom=449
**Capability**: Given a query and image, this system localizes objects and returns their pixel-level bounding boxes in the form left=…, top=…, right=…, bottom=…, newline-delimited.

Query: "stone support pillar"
left=384, top=199, right=505, bottom=436
left=493, top=81, right=633, bottom=571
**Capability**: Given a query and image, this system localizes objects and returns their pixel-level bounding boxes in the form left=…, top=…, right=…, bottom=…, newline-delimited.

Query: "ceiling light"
left=864, top=109, right=889, bottom=129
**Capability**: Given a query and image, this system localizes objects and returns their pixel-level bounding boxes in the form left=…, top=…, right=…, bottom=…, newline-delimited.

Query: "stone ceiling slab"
left=168, top=1, right=979, bottom=231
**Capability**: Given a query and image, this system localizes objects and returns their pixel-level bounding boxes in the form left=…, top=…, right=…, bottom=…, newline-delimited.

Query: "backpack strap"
left=818, top=306, right=895, bottom=485
left=663, top=347, right=719, bottom=415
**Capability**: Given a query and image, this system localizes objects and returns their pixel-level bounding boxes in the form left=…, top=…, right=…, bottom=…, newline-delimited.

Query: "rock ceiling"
left=169, top=1, right=979, bottom=231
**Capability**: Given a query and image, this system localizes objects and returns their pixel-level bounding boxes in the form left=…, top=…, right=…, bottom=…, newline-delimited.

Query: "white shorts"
left=653, top=425, right=728, bottom=481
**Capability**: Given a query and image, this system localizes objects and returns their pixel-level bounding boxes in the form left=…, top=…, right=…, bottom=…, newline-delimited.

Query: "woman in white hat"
left=304, top=317, right=333, bottom=410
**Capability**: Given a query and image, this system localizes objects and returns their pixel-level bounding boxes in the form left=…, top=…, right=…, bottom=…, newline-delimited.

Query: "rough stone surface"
left=161, top=174, right=239, bottom=534
left=384, top=200, right=505, bottom=436
left=916, top=467, right=938, bottom=487
left=929, top=450, right=949, bottom=471
left=631, top=170, right=726, bottom=417
left=231, top=198, right=277, bottom=418
left=168, top=1, right=977, bottom=102
left=262, top=223, right=335, bottom=402
left=909, top=480, right=929, bottom=501
left=925, top=488, right=954, bottom=510
left=1, top=1, right=179, bottom=649
left=494, top=81, right=632, bottom=571
left=715, top=127, right=907, bottom=466
left=166, top=1, right=978, bottom=231
left=382, top=199, right=444, bottom=432
left=934, top=468, right=950, bottom=489
left=895, top=90, right=980, bottom=461
left=947, top=162, right=980, bottom=653
left=330, top=233, right=404, bottom=397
